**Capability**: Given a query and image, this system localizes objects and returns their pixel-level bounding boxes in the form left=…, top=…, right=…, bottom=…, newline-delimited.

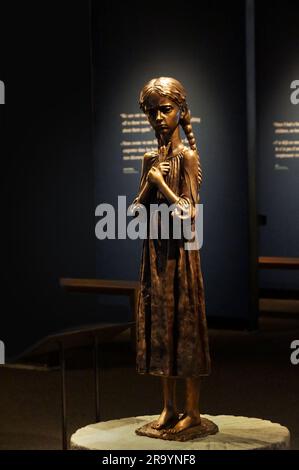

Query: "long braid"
left=180, top=109, right=203, bottom=187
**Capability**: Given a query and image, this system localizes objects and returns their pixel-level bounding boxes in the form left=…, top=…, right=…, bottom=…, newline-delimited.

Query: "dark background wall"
left=2, top=1, right=298, bottom=359
left=92, top=0, right=251, bottom=324
left=256, top=1, right=299, bottom=291
left=1, top=2, right=96, bottom=358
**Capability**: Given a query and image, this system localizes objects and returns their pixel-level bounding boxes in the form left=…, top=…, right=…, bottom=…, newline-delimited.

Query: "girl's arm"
left=132, top=152, right=156, bottom=206
left=149, top=167, right=180, bottom=204
left=148, top=149, right=199, bottom=218
left=132, top=153, right=171, bottom=206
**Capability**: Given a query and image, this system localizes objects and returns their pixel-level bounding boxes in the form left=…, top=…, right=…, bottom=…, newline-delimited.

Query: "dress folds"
left=134, top=148, right=211, bottom=378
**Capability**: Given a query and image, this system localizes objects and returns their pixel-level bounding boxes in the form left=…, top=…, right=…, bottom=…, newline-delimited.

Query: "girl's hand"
left=157, top=161, right=170, bottom=175
left=147, top=166, right=164, bottom=186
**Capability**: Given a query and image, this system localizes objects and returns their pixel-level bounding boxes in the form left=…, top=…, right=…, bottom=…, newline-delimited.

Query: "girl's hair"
left=139, top=76, right=202, bottom=185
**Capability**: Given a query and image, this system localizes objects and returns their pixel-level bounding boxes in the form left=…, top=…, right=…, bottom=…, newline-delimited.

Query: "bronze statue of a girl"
left=132, top=77, right=213, bottom=438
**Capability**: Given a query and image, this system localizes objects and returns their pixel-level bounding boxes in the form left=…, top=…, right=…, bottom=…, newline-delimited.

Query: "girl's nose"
left=156, top=110, right=162, bottom=122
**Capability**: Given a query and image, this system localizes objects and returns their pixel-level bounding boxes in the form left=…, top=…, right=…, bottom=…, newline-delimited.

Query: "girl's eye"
left=162, top=106, right=172, bottom=113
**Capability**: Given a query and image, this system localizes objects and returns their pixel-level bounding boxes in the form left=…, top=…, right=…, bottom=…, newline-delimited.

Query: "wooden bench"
left=258, top=257, right=299, bottom=312
left=59, top=278, right=139, bottom=331
left=58, top=278, right=140, bottom=447
left=259, top=256, right=299, bottom=270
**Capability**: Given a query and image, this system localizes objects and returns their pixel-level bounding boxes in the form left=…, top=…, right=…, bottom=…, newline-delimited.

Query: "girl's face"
left=144, top=91, right=181, bottom=138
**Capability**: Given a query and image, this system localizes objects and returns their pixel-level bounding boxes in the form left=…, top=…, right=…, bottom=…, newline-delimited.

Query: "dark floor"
left=0, top=314, right=298, bottom=450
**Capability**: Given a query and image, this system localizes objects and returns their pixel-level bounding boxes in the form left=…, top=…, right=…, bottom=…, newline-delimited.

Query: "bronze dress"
left=134, top=147, right=211, bottom=378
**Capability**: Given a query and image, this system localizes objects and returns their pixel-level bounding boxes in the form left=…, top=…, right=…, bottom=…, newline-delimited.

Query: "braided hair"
left=139, top=77, right=203, bottom=186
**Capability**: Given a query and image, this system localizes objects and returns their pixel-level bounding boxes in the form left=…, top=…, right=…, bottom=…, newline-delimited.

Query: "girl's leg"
left=151, top=377, right=179, bottom=429
left=169, top=377, right=201, bottom=433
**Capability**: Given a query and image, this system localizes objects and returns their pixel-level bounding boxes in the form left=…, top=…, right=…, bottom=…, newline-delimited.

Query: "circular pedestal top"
left=71, top=414, right=290, bottom=450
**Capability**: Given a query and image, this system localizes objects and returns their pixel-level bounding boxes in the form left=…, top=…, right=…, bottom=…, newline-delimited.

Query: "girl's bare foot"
left=166, top=413, right=201, bottom=434
left=151, top=408, right=179, bottom=430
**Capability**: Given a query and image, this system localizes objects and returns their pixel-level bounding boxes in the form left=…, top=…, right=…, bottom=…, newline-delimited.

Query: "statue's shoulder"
left=142, top=151, right=158, bottom=169
left=143, top=151, right=158, bottom=161
left=140, top=151, right=158, bottom=175
left=181, top=147, right=198, bottom=163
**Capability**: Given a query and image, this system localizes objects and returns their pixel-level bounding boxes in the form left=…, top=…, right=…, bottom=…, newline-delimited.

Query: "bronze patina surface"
left=135, top=416, right=219, bottom=442
left=132, top=77, right=215, bottom=437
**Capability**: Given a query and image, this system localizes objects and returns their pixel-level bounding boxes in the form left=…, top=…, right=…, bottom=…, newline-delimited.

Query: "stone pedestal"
left=70, top=414, right=290, bottom=450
